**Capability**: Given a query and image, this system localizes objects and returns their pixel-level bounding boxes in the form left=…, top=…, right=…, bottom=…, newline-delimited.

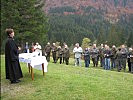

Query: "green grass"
left=1, top=55, right=133, bottom=100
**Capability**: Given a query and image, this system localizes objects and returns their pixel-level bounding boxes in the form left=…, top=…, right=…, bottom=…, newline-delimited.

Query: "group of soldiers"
left=43, top=42, right=70, bottom=65
left=88, top=44, right=133, bottom=73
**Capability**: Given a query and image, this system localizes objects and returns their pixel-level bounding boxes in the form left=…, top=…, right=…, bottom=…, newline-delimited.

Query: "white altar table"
left=19, top=53, right=48, bottom=80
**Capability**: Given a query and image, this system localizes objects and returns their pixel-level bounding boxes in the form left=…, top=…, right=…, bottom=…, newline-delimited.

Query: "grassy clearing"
left=1, top=55, right=133, bottom=100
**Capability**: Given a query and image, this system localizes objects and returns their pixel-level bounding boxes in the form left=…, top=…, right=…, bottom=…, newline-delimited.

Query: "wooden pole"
left=42, top=63, right=45, bottom=76
left=31, top=67, right=34, bottom=80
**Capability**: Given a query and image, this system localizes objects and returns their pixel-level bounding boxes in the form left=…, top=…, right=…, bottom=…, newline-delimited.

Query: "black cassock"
left=5, top=37, right=23, bottom=81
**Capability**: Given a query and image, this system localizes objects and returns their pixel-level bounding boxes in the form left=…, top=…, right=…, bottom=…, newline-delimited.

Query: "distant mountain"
left=42, top=0, right=133, bottom=46
left=44, top=0, right=133, bottom=15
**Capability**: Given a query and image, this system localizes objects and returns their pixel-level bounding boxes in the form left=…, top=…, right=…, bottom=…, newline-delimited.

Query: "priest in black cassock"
left=5, top=29, right=23, bottom=84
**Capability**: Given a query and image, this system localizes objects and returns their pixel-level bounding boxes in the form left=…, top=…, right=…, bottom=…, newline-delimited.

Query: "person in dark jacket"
left=104, top=45, right=111, bottom=70
left=56, top=46, right=63, bottom=64
left=129, top=48, right=133, bottom=73
left=5, top=29, right=23, bottom=84
left=44, top=42, right=51, bottom=62
left=111, top=45, right=117, bottom=69
left=127, top=48, right=132, bottom=72
left=52, top=43, right=57, bottom=63
left=83, top=48, right=90, bottom=68
left=63, top=45, right=70, bottom=65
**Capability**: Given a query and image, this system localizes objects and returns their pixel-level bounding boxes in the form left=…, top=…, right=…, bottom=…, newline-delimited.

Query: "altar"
left=19, top=53, right=48, bottom=80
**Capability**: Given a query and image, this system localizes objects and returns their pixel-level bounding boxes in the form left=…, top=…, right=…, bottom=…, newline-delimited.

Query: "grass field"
left=1, top=55, right=133, bottom=100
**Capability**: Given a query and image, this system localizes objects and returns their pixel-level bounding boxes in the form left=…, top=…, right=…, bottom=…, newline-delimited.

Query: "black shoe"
left=16, top=79, right=21, bottom=82
left=11, top=80, right=19, bottom=84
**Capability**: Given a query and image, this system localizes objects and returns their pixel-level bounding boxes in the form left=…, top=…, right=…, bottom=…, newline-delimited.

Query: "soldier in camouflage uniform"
left=90, top=44, right=99, bottom=67
left=120, top=45, right=128, bottom=71
left=63, top=45, right=70, bottom=65
left=99, top=44, right=105, bottom=67
left=43, top=42, right=51, bottom=62
left=52, top=43, right=57, bottom=63
left=116, top=48, right=123, bottom=72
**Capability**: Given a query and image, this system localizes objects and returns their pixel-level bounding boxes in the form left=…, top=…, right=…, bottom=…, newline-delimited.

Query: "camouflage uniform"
left=116, top=49, right=124, bottom=72
left=99, top=47, right=105, bottom=67
left=44, top=44, right=51, bottom=62
left=111, top=48, right=117, bottom=69
left=64, top=47, right=70, bottom=65
left=52, top=45, right=57, bottom=63
left=56, top=47, right=63, bottom=64
left=90, top=48, right=99, bottom=67
left=121, top=48, right=128, bottom=71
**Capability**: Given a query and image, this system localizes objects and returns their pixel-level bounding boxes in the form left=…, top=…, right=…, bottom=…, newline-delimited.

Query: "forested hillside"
left=47, top=6, right=133, bottom=47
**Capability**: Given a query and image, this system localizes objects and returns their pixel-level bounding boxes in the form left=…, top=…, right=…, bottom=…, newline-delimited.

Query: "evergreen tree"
left=1, top=0, right=20, bottom=52
left=17, top=0, right=49, bottom=45
left=1, top=0, right=49, bottom=53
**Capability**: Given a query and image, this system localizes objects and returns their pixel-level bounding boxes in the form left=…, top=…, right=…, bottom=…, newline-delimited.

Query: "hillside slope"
left=44, top=0, right=133, bottom=15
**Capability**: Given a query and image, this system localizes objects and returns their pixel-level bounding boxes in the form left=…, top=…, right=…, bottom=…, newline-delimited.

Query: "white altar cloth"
left=19, top=53, right=48, bottom=72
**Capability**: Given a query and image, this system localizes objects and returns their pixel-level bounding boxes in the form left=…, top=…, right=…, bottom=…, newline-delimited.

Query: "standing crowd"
left=72, top=43, right=133, bottom=73
left=28, top=42, right=133, bottom=74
